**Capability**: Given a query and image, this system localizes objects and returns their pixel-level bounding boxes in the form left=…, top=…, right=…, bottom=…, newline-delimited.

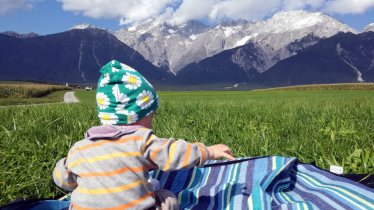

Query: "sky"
left=0, top=0, right=374, bottom=35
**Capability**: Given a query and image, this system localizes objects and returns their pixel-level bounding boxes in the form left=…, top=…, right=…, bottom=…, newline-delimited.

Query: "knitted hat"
left=96, top=60, right=159, bottom=125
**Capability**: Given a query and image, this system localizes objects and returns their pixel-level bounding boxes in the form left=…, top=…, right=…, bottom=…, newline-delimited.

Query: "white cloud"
left=208, top=0, right=282, bottom=21
left=57, top=0, right=374, bottom=25
left=58, top=0, right=284, bottom=25
left=58, top=0, right=174, bottom=24
left=324, top=0, right=374, bottom=14
left=282, top=0, right=325, bottom=10
left=168, top=0, right=283, bottom=25
left=169, top=0, right=215, bottom=25
left=0, top=0, right=34, bottom=16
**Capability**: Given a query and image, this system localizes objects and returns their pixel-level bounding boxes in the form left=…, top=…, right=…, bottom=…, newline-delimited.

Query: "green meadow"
left=0, top=86, right=373, bottom=205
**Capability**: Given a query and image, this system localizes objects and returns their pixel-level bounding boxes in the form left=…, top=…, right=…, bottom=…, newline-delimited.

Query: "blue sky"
left=0, top=0, right=374, bottom=35
left=0, top=1, right=120, bottom=34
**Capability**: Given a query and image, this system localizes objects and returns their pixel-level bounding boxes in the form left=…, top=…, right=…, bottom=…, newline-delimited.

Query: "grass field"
left=0, top=82, right=71, bottom=106
left=0, top=86, right=373, bottom=205
left=263, top=83, right=374, bottom=91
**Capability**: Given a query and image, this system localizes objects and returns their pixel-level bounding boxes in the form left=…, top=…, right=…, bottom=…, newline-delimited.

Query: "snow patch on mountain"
left=128, top=26, right=137, bottom=31
left=168, top=29, right=176, bottom=34
left=263, top=11, right=326, bottom=32
left=336, top=43, right=364, bottom=82
left=189, top=34, right=198, bottom=40
left=2, top=31, right=38, bottom=38
left=235, top=35, right=254, bottom=47
left=364, top=23, right=374, bottom=32
left=70, top=24, right=102, bottom=30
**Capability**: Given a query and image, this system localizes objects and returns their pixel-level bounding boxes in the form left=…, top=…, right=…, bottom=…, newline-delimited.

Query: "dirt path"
left=64, top=91, right=79, bottom=103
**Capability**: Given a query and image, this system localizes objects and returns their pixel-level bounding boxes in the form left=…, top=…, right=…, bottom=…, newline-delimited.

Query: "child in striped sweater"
left=53, top=60, right=234, bottom=210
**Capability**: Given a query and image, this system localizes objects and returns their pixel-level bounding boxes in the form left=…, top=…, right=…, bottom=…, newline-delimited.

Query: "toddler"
left=53, top=60, right=234, bottom=210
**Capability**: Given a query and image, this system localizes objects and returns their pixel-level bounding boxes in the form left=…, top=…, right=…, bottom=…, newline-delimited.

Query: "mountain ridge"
left=176, top=31, right=374, bottom=86
left=114, top=10, right=355, bottom=74
left=0, top=28, right=171, bottom=85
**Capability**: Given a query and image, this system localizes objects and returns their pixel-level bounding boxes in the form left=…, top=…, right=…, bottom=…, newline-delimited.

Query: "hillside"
left=0, top=28, right=171, bottom=85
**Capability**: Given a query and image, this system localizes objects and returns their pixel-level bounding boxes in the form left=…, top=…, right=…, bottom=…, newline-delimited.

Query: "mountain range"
left=115, top=10, right=354, bottom=74
left=0, top=10, right=373, bottom=88
left=0, top=27, right=171, bottom=85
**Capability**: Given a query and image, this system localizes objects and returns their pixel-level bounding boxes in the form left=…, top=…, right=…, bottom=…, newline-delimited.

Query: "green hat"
left=96, top=60, right=159, bottom=125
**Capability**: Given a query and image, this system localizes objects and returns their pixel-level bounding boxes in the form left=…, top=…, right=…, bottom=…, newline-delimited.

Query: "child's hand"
left=207, top=144, right=235, bottom=160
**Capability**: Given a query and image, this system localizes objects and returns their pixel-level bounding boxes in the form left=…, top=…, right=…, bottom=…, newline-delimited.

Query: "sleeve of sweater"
left=142, top=134, right=209, bottom=171
left=53, top=157, right=77, bottom=191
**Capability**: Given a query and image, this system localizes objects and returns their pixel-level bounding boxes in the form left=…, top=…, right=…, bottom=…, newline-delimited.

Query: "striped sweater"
left=53, top=125, right=209, bottom=210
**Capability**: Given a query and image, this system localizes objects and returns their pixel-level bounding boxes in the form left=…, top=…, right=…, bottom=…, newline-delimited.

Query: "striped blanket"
left=150, top=156, right=374, bottom=210
left=2, top=156, right=373, bottom=210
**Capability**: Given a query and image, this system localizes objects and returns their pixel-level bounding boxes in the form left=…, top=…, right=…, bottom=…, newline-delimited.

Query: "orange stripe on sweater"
left=150, top=140, right=169, bottom=163
left=181, top=144, right=192, bottom=168
left=79, top=165, right=150, bottom=178
left=71, top=192, right=154, bottom=210
left=163, top=141, right=177, bottom=171
left=141, top=134, right=157, bottom=153
left=112, top=192, right=153, bottom=209
left=68, top=152, right=142, bottom=168
left=197, top=143, right=207, bottom=164
left=69, top=136, right=142, bottom=156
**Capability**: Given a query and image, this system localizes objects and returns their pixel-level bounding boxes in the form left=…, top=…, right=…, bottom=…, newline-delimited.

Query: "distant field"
left=0, top=82, right=71, bottom=105
left=262, top=83, right=374, bottom=91
left=0, top=84, right=373, bottom=205
left=155, top=82, right=374, bottom=91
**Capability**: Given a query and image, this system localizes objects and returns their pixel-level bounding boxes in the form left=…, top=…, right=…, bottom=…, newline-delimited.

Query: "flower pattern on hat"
left=112, top=84, right=130, bottom=104
left=99, top=112, right=118, bottom=125
left=116, top=109, right=139, bottom=124
left=99, top=74, right=110, bottom=87
left=122, top=72, right=142, bottom=90
left=136, top=90, right=154, bottom=110
left=115, top=104, right=126, bottom=113
left=127, top=112, right=138, bottom=124
left=96, top=92, right=110, bottom=110
left=125, top=110, right=138, bottom=124
left=112, top=67, right=121, bottom=72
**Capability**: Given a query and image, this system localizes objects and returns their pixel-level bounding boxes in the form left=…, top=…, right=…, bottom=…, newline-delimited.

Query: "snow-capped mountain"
left=70, top=24, right=105, bottom=31
left=364, top=23, right=374, bottom=32
left=114, top=10, right=355, bottom=74
left=114, top=20, right=209, bottom=73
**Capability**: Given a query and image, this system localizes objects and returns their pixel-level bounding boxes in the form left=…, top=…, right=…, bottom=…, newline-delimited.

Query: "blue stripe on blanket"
left=149, top=156, right=374, bottom=210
